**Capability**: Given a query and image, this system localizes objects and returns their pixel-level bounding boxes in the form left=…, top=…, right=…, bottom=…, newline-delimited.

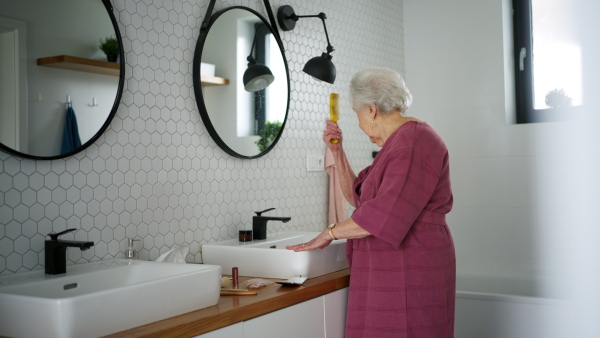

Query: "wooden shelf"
left=201, top=76, right=230, bottom=86
left=37, top=55, right=120, bottom=76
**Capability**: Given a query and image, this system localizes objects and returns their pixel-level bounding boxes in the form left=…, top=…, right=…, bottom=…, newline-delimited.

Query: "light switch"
left=306, top=154, right=324, bottom=171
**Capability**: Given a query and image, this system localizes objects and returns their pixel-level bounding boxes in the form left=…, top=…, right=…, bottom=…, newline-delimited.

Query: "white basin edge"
left=0, top=259, right=222, bottom=338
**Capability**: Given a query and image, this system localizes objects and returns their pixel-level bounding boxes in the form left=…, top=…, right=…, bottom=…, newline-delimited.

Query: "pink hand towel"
left=325, top=147, right=347, bottom=225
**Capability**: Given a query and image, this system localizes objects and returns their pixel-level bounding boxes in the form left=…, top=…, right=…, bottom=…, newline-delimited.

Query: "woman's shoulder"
left=391, top=120, right=448, bottom=160
left=399, top=120, right=444, bottom=144
left=412, top=122, right=450, bottom=169
left=379, top=121, right=447, bottom=159
left=417, top=122, right=446, bottom=145
left=389, top=120, right=436, bottom=146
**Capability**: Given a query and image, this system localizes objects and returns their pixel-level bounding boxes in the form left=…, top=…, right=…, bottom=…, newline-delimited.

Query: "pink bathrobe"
left=347, top=121, right=455, bottom=338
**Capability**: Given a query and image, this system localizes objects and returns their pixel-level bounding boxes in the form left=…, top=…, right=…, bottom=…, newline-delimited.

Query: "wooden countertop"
left=104, top=269, right=350, bottom=337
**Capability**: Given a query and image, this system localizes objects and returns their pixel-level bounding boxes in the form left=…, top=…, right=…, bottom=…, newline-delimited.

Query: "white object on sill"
left=200, top=62, right=216, bottom=77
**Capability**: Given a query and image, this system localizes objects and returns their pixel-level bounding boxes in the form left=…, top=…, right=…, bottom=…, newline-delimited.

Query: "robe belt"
left=415, top=210, right=447, bottom=225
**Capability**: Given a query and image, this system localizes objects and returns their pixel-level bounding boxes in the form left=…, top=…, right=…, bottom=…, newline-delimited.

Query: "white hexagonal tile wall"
left=0, top=0, right=403, bottom=274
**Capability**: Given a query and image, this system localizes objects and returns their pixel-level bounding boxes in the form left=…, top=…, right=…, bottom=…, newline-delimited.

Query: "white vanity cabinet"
left=324, top=287, right=349, bottom=337
left=244, top=296, right=325, bottom=338
left=196, top=322, right=243, bottom=338
left=196, top=288, right=349, bottom=338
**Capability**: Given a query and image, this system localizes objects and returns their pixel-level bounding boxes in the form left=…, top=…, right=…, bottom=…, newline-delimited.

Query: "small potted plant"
left=545, top=88, right=573, bottom=110
left=99, top=36, right=119, bottom=62
left=255, top=121, right=283, bottom=152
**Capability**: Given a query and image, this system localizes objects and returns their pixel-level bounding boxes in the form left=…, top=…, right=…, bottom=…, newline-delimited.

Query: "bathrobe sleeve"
left=351, top=127, right=444, bottom=248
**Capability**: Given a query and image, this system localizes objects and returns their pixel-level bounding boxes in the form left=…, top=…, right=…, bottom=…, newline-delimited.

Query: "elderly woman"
left=288, top=67, right=455, bottom=337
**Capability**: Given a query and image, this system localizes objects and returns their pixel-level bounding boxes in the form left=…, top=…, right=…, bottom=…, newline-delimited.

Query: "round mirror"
left=193, top=7, right=290, bottom=159
left=0, top=0, right=124, bottom=160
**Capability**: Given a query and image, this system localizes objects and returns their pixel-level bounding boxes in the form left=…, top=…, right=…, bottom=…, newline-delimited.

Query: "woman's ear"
left=368, top=104, right=378, bottom=121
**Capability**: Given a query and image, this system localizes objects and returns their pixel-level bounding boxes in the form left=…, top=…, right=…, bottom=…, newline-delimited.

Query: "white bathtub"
left=455, top=275, right=570, bottom=338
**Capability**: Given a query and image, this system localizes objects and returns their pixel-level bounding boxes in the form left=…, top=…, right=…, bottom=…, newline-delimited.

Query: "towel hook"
left=66, top=95, right=72, bottom=109
left=90, top=97, right=99, bottom=107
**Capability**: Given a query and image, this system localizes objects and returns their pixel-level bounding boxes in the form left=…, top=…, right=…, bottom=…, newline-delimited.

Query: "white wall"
left=404, top=0, right=568, bottom=292
left=0, top=0, right=405, bottom=275
left=406, top=1, right=600, bottom=336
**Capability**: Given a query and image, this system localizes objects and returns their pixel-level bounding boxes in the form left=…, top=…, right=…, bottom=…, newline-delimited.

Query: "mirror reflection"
left=0, top=0, right=123, bottom=159
left=197, top=8, right=289, bottom=158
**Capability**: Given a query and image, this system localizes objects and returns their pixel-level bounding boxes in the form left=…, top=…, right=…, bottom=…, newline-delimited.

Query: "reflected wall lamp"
left=243, top=24, right=275, bottom=92
left=277, top=5, right=336, bottom=84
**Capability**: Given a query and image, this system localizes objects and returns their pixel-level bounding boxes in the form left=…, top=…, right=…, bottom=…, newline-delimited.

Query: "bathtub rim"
left=456, top=290, right=566, bottom=306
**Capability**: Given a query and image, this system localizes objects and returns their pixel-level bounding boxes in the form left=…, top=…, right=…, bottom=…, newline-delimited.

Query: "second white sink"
left=0, top=259, right=221, bottom=338
left=202, top=231, right=348, bottom=279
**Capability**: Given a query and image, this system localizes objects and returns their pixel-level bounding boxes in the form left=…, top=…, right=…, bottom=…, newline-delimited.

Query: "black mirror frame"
left=193, top=6, right=290, bottom=159
left=0, top=0, right=125, bottom=160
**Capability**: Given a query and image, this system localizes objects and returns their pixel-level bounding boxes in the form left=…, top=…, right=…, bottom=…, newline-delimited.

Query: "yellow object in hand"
left=329, top=93, right=340, bottom=143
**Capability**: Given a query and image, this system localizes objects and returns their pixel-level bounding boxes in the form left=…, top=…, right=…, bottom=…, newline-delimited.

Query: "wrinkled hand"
left=286, top=232, right=332, bottom=252
left=323, top=120, right=342, bottom=150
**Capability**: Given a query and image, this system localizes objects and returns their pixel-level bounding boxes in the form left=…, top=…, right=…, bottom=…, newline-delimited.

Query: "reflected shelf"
left=201, top=76, right=230, bottom=86
left=37, top=55, right=120, bottom=76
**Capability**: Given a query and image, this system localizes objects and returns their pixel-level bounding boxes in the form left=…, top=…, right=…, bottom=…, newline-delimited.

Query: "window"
left=253, top=24, right=269, bottom=134
left=512, top=0, right=582, bottom=123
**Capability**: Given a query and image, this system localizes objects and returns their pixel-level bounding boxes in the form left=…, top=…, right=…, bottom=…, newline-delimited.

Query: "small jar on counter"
left=239, top=230, right=253, bottom=242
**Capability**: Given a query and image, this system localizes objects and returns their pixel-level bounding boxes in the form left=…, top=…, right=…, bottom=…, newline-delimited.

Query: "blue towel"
left=61, top=105, right=82, bottom=154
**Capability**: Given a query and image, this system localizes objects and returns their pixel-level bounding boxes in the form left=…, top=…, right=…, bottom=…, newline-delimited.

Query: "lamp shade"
left=303, top=53, right=336, bottom=84
left=243, top=62, right=275, bottom=92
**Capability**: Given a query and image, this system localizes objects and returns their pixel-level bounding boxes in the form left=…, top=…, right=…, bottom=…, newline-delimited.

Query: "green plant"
left=99, top=36, right=119, bottom=55
left=255, top=121, right=282, bottom=152
left=545, top=88, right=573, bottom=109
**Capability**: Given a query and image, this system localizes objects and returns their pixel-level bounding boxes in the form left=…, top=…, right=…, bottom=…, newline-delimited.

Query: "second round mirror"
left=193, top=7, right=290, bottom=158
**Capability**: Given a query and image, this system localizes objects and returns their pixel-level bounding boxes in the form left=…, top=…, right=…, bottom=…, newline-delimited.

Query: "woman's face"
left=352, top=102, right=379, bottom=144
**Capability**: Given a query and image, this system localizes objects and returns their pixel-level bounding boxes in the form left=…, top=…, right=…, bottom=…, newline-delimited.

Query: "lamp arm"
left=248, top=24, right=265, bottom=61
left=292, top=13, right=334, bottom=54
left=248, top=30, right=258, bottom=60
left=292, top=14, right=320, bottom=19
left=318, top=14, right=335, bottom=54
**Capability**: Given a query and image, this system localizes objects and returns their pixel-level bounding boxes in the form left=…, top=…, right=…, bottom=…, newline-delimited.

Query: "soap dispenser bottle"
left=125, top=238, right=140, bottom=259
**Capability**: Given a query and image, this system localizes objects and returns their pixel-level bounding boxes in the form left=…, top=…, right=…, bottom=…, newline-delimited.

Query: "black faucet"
left=45, top=228, right=94, bottom=275
left=252, top=208, right=291, bottom=240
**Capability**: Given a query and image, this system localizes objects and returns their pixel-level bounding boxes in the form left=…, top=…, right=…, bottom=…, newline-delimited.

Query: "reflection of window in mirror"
left=236, top=20, right=287, bottom=139
left=236, top=17, right=260, bottom=139
left=250, top=25, right=285, bottom=135
left=252, top=32, right=287, bottom=153
left=199, top=8, right=288, bottom=157
left=252, top=24, right=269, bottom=135
left=266, top=34, right=286, bottom=127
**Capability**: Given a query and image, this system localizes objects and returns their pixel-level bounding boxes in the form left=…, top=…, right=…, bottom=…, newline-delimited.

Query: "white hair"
left=349, top=67, right=413, bottom=115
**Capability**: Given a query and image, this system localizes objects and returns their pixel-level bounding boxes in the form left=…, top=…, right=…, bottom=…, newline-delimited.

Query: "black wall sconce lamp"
left=243, top=24, right=276, bottom=92
left=277, top=5, right=336, bottom=84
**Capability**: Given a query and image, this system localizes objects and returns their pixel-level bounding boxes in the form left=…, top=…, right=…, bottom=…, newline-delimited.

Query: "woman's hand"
left=323, top=120, right=343, bottom=151
left=286, top=231, right=332, bottom=252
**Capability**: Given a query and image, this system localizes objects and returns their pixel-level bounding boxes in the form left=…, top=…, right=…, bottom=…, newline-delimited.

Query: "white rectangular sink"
left=202, top=231, right=347, bottom=279
left=0, top=259, right=221, bottom=338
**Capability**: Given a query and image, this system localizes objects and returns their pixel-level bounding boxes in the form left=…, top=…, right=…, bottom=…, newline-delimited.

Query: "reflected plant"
left=545, top=88, right=573, bottom=109
left=99, top=36, right=119, bottom=56
left=255, top=121, right=282, bottom=152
